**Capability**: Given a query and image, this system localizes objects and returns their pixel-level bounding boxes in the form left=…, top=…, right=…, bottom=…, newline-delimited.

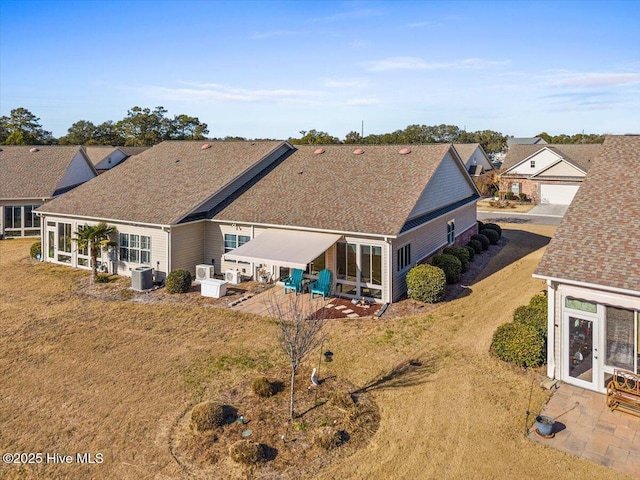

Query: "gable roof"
left=534, top=135, right=640, bottom=294
left=0, top=145, right=95, bottom=200
left=453, top=143, right=493, bottom=171
left=501, top=144, right=602, bottom=173
left=37, top=140, right=290, bottom=225
left=116, top=146, right=149, bottom=157
left=214, top=144, right=477, bottom=236
left=84, top=146, right=115, bottom=165
left=507, top=137, right=547, bottom=147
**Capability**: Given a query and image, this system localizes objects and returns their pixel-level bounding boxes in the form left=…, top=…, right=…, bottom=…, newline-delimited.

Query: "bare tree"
left=267, top=293, right=327, bottom=419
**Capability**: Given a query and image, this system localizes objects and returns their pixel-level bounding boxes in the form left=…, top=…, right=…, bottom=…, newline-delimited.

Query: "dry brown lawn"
left=477, top=199, right=535, bottom=213
left=0, top=227, right=629, bottom=479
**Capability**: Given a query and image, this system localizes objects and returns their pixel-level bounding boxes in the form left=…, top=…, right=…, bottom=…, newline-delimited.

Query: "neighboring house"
left=84, top=146, right=116, bottom=169
left=92, top=146, right=149, bottom=172
left=499, top=144, right=601, bottom=204
left=533, top=135, right=640, bottom=394
left=215, top=144, right=480, bottom=303
left=36, top=141, right=295, bottom=278
left=37, top=141, right=480, bottom=303
left=506, top=137, right=548, bottom=148
left=453, top=143, right=493, bottom=176
left=0, top=145, right=97, bottom=238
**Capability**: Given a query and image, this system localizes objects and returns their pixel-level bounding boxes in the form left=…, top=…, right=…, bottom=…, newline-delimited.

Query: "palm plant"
left=74, top=222, right=117, bottom=284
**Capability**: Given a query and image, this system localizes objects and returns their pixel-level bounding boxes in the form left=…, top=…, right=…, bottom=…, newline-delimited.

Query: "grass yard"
left=0, top=227, right=628, bottom=479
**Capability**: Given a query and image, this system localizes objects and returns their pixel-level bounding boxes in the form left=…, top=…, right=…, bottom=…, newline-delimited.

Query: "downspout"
left=166, top=227, right=171, bottom=281
left=546, top=280, right=556, bottom=379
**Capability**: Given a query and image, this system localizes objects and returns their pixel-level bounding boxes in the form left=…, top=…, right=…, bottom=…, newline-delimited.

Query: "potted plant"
left=535, top=415, right=555, bottom=436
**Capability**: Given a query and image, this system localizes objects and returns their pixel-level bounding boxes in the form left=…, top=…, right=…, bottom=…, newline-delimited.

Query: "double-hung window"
left=447, top=220, right=455, bottom=244
left=119, top=233, right=151, bottom=265
left=224, top=234, right=250, bottom=263
left=397, top=244, right=411, bottom=272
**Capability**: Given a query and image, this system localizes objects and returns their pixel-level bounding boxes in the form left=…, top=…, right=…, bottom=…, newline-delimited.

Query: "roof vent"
left=314, top=148, right=325, bottom=155
left=30, top=147, right=40, bottom=153
left=399, top=148, right=411, bottom=155
left=201, top=143, right=212, bottom=149
left=353, top=148, right=364, bottom=155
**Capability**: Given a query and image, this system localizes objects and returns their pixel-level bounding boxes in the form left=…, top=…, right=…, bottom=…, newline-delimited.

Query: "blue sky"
left=1, top=0, right=639, bottom=139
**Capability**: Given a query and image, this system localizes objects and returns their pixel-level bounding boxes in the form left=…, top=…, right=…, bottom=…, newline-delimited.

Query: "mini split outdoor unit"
left=195, top=264, right=215, bottom=283
left=225, top=269, right=241, bottom=285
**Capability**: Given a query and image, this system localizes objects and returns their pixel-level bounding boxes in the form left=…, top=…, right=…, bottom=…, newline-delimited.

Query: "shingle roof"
left=0, top=145, right=88, bottom=199
left=117, top=146, right=149, bottom=157
left=214, top=144, right=464, bottom=236
left=38, top=140, right=288, bottom=225
left=84, top=146, right=115, bottom=165
left=453, top=143, right=481, bottom=162
left=534, top=135, right=640, bottom=293
left=507, top=137, right=547, bottom=147
left=501, top=144, right=602, bottom=173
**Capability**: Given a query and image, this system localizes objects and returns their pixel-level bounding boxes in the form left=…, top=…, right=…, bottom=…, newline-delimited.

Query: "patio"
left=529, top=383, right=640, bottom=478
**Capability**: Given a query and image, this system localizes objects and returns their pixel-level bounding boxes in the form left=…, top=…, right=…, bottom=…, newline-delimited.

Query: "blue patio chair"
left=283, top=268, right=304, bottom=295
left=310, top=269, right=332, bottom=300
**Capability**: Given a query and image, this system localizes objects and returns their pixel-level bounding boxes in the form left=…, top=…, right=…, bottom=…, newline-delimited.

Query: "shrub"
left=252, top=376, right=276, bottom=398
left=30, top=241, right=41, bottom=259
left=229, top=440, right=263, bottom=465
left=431, top=254, right=462, bottom=284
left=189, top=401, right=226, bottom=432
left=313, top=426, right=341, bottom=450
left=505, top=191, right=516, bottom=200
left=519, top=193, right=528, bottom=201
left=468, top=239, right=483, bottom=254
left=471, top=233, right=490, bottom=250
left=95, top=274, right=111, bottom=283
left=513, top=293, right=548, bottom=337
left=480, top=228, right=500, bottom=245
left=406, top=264, right=446, bottom=303
left=477, top=220, right=485, bottom=231
left=491, top=322, right=545, bottom=368
left=443, top=246, right=470, bottom=272
left=166, top=269, right=192, bottom=294
left=528, top=291, right=548, bottom=314
left=463, top=245, right=475, bottom=262
left=483, top=223, right=502, bottom=239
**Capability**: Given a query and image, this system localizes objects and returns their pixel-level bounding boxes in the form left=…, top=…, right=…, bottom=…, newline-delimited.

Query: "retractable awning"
left=224, top=229, right=341, bottom=270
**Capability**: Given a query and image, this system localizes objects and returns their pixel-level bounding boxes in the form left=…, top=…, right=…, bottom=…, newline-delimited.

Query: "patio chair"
left=283, top=268, right=304, bottom=295
left=310, top=269, right=332, bottom=300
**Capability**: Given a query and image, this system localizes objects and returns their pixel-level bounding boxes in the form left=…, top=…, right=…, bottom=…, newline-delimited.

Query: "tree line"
left=0, top=106, right=605, bottom=153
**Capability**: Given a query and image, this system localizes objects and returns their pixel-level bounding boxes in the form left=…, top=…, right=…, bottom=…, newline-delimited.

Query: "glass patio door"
left=566, top=315, right=600, bottom=389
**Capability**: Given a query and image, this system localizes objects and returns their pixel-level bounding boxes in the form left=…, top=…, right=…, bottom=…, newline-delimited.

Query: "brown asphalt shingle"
left=0, top=145, right=90, bottom=199
left=84, top=146, right=115, bottom=165
left=38, top=140, right=288, bottom=225
left=214, top=144, right=462, bottom=236
left=502, top=144, right=602, bottom=173
left=534, top=135, right=640, bottom=292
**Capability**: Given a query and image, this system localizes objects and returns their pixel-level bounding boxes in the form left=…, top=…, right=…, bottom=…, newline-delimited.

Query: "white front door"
left=564, top=313, right=600, bottom=390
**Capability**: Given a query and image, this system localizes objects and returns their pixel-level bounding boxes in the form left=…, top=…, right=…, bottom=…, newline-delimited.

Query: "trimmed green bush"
left=477, top=220, right=485, bottom=231
left=480, top=228, right=500, bottom=245
left=252, top=376, right=276, bottom=398
left=468, top=239, right=483, bottom=254
left=30, top=241, right=41, bottom=259
left=513, top=293, right=548, bottom=337
left=463, top=245, right=475, bottom=262
left=491, top=322, right=545, bottom=367
left=189, top=401, right=226, bottom=432
left=166, top=269, right=192, bottom=294
left=483, top=223, right=502, bottom=239
left=443, top=246, right=470, bottom=272
left=229, top=440, right=263, bottom=465
left=471, top=233, right=490, bottom=250
left=406, top=264, right=446, bottom=303
left=431, top=254, right=462, bottom=284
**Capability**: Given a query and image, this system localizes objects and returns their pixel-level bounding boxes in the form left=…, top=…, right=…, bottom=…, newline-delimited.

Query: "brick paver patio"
left=529, top=383, right=640, bottom=478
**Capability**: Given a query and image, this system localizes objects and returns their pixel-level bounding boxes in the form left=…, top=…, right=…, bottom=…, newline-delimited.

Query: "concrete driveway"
left=528, top=203, right=569, bottom=217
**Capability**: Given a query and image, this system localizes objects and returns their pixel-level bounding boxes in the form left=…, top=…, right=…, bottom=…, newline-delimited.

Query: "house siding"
left=507, top=149, right=560, bottom=175
left=392, top=202, right=477, bottom=301
left=56, top=151, right=96, bottom=191
left=94, top=150, right=127, bottom=171
left=408, top=151, right=476, bottom=220
left=537, top=162, right=585, bottom=177
left=170, top=221, right=205, bottom=276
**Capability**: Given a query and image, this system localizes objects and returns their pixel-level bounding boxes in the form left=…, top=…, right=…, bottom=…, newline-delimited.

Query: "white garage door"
left=540, top=184, right=580, bottom=205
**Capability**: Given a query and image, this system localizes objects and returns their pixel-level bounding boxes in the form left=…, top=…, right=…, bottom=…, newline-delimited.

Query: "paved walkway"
left=529, top=383, right=640, bottom=478
left=230, top=283, right=327, bottom=317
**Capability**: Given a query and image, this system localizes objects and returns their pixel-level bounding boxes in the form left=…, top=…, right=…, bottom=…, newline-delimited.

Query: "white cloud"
left=363, top=56, right=509, bottom=72
left=543, top=72, right=640, bottom=88
left=345, top=98, right=379, bottom=106
left=139, top=82, right=323, bottom=104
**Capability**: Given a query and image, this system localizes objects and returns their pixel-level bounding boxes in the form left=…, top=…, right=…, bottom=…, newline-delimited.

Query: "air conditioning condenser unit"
left=195, top=264, right=215, bottom=283
left=225, top=269, right=241, bottom=285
